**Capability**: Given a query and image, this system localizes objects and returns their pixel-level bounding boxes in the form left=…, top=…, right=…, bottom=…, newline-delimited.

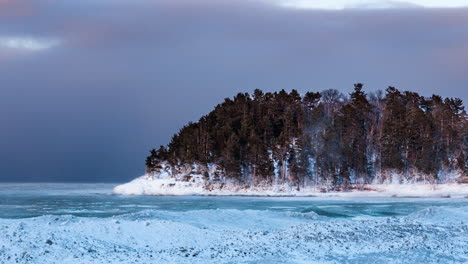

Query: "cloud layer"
left=277, top=0, right=468, bottom=9
left=1, top=0, right=467, bottom=182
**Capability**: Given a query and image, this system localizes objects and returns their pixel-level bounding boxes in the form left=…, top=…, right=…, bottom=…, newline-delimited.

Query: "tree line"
left=146, top=85, right=467, bottom=188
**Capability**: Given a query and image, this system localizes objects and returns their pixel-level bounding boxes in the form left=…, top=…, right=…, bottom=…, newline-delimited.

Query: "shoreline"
left=112, top=177, right=468, bottom=198
left=111, top=193, right=468, bottom=198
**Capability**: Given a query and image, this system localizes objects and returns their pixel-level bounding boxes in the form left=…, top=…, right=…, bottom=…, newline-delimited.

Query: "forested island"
left=115, top=85, right=467, bottom=196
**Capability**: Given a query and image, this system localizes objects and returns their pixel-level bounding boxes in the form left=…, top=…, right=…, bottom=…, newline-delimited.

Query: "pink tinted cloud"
left=59, top=21, right=121, bottom=49
left=432, top=45, right=468, bottom=75
left=0, top=0, right=34, bottom=17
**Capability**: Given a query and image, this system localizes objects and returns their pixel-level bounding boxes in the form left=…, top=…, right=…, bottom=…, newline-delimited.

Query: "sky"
left=0, top=0, right=467, bottom=182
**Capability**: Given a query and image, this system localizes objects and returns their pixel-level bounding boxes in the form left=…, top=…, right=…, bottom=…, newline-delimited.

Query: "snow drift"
left=2, top=206, right=467, bottom=264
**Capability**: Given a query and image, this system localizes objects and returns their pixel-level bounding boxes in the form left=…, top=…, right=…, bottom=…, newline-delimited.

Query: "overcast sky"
left=1, top=0, right=467, bottom=182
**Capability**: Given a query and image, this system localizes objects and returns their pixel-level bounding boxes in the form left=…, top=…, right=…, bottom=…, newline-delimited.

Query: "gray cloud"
left=0, top=0, right=467, bottom=182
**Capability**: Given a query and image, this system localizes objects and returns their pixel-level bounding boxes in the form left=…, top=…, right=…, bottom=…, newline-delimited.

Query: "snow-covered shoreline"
left=113, top=175, right=468, bottom=198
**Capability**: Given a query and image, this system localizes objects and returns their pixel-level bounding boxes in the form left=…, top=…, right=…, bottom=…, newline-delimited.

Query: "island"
left=114, top=85, right=468, bottom=197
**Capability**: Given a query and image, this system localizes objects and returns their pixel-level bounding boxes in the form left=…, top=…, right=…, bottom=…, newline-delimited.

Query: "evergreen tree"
left=381, top=87, right=406, bottom=176
left=144, top=85, right=467, bottom=187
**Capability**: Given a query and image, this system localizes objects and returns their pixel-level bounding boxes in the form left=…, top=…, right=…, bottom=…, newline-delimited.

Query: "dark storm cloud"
left=0, top=0, right=467, bottom=182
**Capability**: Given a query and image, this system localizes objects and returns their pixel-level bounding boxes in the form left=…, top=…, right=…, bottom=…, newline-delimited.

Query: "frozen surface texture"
left=1, top=207, right=468, bottom=264
left=1, top=184, right=467, bottom=264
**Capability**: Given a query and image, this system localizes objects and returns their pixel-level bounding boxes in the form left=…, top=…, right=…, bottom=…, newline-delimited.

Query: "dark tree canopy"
left=146, top=85, right=468, bottom=188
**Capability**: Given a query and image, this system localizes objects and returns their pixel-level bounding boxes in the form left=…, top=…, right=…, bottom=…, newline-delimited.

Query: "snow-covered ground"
left=113, top=176, right=205, bottom=196
left=113, top=174, right=468, bottom=198
left=1, top=206, right=467, bottom=264
left=2, top=184, right=467, bottom=264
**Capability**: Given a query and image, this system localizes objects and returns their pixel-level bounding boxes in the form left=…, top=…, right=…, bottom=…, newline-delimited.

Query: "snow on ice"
left=1, top=206, right=467, bottom=264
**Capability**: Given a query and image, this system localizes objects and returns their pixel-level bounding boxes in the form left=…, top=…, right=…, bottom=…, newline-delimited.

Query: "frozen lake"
left=0, top=183, right=467, bottom=263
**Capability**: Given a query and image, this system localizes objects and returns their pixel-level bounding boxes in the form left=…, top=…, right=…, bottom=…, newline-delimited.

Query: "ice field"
left=0, top=184, right=467, bottom=263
